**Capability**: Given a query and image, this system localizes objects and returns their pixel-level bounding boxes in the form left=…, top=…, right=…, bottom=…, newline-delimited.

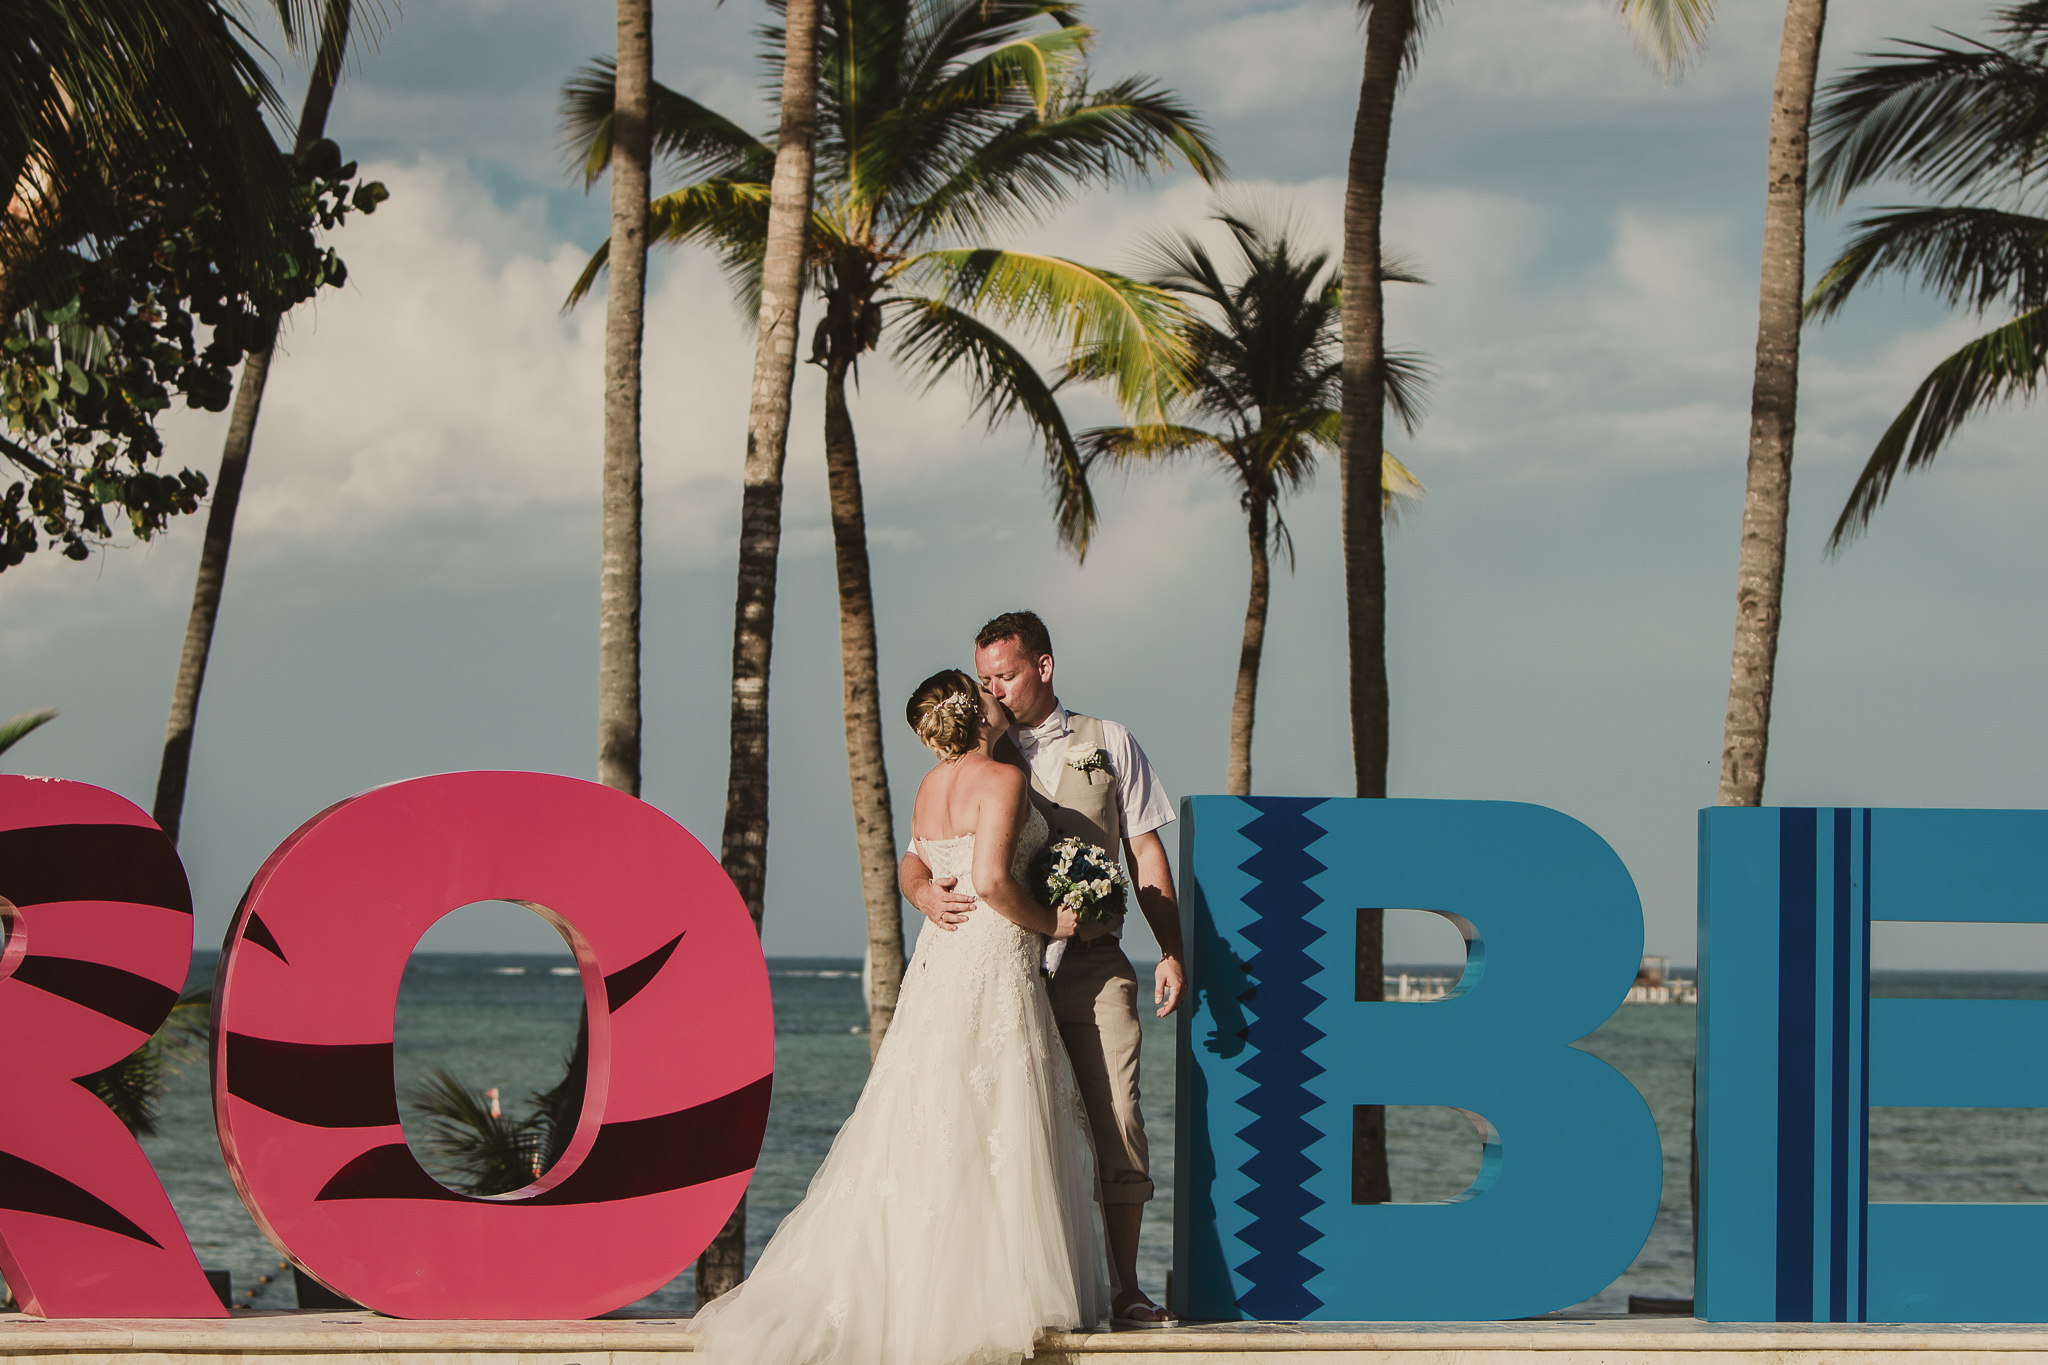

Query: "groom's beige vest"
left=1023, top=712, right=1125, bottom=942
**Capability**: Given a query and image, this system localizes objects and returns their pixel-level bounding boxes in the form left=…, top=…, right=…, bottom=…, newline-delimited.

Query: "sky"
left=6, top=0, right=2046, bottom=972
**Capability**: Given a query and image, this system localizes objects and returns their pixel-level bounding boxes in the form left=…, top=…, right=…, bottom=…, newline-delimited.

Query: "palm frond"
left=563, top=178, right=778, bottom=310
left=83, top=1046, right=168, bottom=1137
left=1381, top=451, right=1427, bottom=521
left=908, top=248, right=1193, bottom=420
left=0, top=707, right=58, bottom=759
left=883, top=1, right=1085, bottom=132
left=77, top=986, right=211, bottom=1138
left=528, top=1011, right=588, bottom=1174
left=560, top=60, right=774, bottom=189
left=272, top=0, right=395, bottom=74
left=889, top=296, right=1096, bottom=554
left=917, top=24, right=1093, bottom=120
left=4, top=0, right=303, bottom=300
left=407, top=1068, right=543, bottom=1197
left=1353, top=0, right=1435, bottom=78
left=1806, top=204, right=2048, bottom=321
left=1826, top=304, right=2048, bottom=551
left=851, top=24, right=1096, bottom=217
left=159, top=987, right=212, bottom=1065
left=1135, top=224, right=1237, bottom=309
left=1077, top=423, right=1231, bottom=466
left=906, top=78, right=1226, bottom=244
left=1379, top=250, right=1428, bottom=286
left=1811, top=25, right=2048, bottom=207
left=1613, top=0, right=1716, bottom=79
left=1384, top=346, right=1434, bottom=435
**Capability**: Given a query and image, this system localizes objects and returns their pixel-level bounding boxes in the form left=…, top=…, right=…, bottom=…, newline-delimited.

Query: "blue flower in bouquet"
left=1030, top=836, right=1129, bottom=922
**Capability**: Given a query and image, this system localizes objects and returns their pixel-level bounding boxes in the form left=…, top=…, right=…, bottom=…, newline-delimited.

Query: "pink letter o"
left=212, top=771, right=772, bottom=1319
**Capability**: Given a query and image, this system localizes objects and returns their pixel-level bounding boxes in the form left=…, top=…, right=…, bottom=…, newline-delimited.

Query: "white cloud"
left=145, top=158, right=762, bottom=578
left=1167, top=4, right=1367, bottom=117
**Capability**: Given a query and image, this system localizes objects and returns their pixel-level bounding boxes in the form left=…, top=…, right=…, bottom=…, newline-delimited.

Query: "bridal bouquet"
left=1031, top=836, right=1129, bottom=976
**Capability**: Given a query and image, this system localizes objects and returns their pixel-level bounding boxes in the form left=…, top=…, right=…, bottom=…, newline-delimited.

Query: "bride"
left=688, top=669, right=1113, bottom=1365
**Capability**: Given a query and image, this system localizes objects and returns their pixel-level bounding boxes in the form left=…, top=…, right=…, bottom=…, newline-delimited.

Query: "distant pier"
left=1384, top=956, right=1696, bottom=1005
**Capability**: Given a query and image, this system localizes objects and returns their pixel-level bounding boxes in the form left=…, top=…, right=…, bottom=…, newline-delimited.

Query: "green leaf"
left=559, top=59, right=773, bottom=189
left=1613, top=0, right=1716, bottom=79
left=889, top=296, right=1096, bottom=554
left=1806, top=205, right=2048, bottom=322
left=907, top=248, right=1193, bottom=421
left=1810, top=12, right=2048, bottom=208
left=1827, top=304, right=2048, bottom=552
left=0, top=707, right=58, bottom=758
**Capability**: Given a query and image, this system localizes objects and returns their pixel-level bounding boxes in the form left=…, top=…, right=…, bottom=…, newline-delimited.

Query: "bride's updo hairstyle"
left=907, top=670, right=982, bottom=761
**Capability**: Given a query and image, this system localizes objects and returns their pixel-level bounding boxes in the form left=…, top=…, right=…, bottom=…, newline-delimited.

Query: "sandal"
left=1110, top=1292, right=1179, bottom=1330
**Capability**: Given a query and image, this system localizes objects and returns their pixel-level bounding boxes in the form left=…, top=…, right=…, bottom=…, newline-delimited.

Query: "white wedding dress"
left=688, top=806, right=1111, bottom=1365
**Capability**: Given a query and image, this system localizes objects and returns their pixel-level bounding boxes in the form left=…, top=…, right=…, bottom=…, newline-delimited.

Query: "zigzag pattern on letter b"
left=1230, top=797, right=1330, bottom=1320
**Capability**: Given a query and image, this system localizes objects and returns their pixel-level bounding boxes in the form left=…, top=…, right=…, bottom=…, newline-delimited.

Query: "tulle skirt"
left=687, top=906, right=1111, bottom=1365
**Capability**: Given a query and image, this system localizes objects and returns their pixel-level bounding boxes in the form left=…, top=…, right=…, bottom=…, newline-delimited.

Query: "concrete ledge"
left=10, top=1313, right=2048, bottom=1365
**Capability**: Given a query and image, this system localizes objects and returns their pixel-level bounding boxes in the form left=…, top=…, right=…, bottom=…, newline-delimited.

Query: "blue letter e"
left=1698, top=808, right=2048, bottom=1324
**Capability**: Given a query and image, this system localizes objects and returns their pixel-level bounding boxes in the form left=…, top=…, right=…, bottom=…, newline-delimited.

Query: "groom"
left=899, top=611, right=1186, bottom=1328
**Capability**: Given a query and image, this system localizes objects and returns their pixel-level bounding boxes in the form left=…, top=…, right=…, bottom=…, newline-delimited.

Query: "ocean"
left=9, top=954, right=2045, bottom=1317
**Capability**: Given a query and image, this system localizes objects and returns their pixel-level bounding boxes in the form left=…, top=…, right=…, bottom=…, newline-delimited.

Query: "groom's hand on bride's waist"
left=914, top=875, right=977, bottom=931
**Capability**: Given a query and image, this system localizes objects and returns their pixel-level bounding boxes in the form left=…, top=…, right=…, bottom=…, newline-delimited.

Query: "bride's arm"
left=972, top=768, right=1076, bottom=940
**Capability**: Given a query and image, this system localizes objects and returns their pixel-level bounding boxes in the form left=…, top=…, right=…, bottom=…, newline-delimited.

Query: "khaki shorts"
left=1046, top=938, right=1153, bottom=1204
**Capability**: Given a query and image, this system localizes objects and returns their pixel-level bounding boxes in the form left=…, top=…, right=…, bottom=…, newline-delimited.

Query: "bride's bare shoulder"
left=955, top=753, right=1027, bottom=799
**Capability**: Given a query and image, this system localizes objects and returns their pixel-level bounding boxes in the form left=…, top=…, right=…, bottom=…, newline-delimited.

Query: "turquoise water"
left=9, top=957, right=2044, bottom=1317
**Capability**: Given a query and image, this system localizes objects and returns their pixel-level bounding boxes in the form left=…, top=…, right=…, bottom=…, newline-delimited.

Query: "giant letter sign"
left=1175, top=797, right=1663, bottom=1321
left=212, top=771, right=773, bottom=1319
left=0, top=776, right=225, bottom=1317
left=1697, top=807, right=2048, bottom=1324
left=0, top=770, right=771, bottom=1321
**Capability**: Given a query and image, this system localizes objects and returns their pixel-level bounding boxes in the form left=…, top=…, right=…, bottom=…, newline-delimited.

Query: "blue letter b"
left=1175, top=797, right=1662, bottom=1321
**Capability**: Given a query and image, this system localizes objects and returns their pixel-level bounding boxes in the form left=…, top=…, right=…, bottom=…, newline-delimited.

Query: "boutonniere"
left=1065, top=747, right=1112, bottom=782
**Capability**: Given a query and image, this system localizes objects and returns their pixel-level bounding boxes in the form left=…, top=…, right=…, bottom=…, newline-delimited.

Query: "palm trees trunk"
left=152, top=318, right=276, bottom=840
left=1718, top=0, right=1827, bottom=808
left=598, top=0, right=652, bottom=797
left=820, top=351, right=907, bottom=1059
left=696, top=0, right=821, bottom=1310
left=1227, top=497, right=1270, bottom=798
left=150, top=0, right=352, bottom=843
left=1340, top=0, right=1413, bottom=1207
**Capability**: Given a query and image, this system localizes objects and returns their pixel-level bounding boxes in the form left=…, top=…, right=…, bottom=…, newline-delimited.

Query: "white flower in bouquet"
left=1031, top=836, right=1128, bottom=975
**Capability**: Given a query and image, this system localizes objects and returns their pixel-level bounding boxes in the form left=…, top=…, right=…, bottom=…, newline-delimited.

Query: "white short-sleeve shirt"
left=1012, top=703, right=1175, bottom=841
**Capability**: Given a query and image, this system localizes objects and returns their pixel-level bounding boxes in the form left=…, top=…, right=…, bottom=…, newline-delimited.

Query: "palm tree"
left=563, top=0, right=1221, bottom=1053
left=3, top=0, right=318, bottom=322
left=1803, top=2, right=2048, bottom=550
left=1339, top=0, right=1713, bottom=1203
left=1717, top=0, right=1828, bottom=808
left=699, top=0, right=822, bottom=1307
left=597, top=0, right=655, bottom=798
left=81, top=987, right=210, bottom=1137
left=406, top=1034, right=586, bottom=1197
left=1074, top=214, right=1426, bottom=796
left=152, top=0, right=364, bottom=845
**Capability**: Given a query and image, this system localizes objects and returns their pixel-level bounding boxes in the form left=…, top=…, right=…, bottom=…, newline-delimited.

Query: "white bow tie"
left=1024, top=715, right=1067, bottom=746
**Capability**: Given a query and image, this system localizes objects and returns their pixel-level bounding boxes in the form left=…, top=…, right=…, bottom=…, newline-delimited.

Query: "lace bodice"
left=916, top=805, right=1049, bottom=902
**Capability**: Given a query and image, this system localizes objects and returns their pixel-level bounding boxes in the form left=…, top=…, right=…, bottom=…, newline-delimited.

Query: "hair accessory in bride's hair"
left=907, top=672, right=984, bottom=761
